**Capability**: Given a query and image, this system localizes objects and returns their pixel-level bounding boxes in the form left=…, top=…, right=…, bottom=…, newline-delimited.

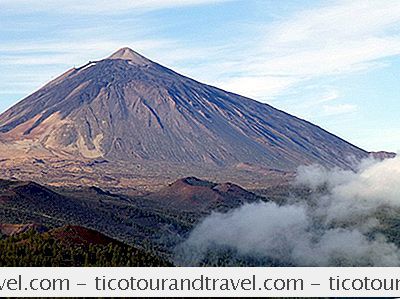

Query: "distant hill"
left=146, top=177, right=262, bottom=212
left=369, top=151, right=397, bottom=160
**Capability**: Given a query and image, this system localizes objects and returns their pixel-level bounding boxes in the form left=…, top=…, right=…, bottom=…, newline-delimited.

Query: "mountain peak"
left=108, top=47, right=151, bottom=65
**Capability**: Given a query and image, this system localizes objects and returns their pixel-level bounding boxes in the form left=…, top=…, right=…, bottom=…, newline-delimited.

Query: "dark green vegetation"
left=195, top=247, right=289, bottom=267
left=0, top=226, right=171, bottom=267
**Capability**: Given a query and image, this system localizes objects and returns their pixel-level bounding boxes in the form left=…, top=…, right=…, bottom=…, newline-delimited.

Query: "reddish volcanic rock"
left=146, top=177, right=261, bottom=211
left=47, top=225, right=119, bottom=246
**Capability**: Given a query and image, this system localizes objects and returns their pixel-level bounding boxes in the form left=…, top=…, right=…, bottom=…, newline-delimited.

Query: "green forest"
left=0, top=229, right=171, bottom=267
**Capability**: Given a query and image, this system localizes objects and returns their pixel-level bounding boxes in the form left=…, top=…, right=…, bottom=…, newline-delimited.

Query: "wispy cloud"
left=252, top=1, right=396, bottom=89
left=215, top=75, right=300, bottom=99
left=271, top=88, right=344, bottom=118
left=190, top=1, right=396, bottom=103
left=0, top=39, right=173, bottom=65
left=322, top=103, right=358, bottom=116
left=318, top=90, right=340, bottom=104
left=1, top=0, right=232, bottom=14
left=4, top=1, right=399, bottom=100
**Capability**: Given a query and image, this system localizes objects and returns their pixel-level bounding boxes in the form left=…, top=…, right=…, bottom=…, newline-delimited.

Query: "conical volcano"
left=108, top=47, right=153, bottom=65
left=0, top=48, right=368, bottom=187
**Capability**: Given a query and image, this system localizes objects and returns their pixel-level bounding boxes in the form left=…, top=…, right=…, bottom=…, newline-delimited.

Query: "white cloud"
left=269, top=0, right=400, bottom=43
left=3, top=0, right=400, bottom=102
left=254, top=37, right=400, bottom=77
left=216, top=75, right=300, bottom=99
left=212, top=0, right=400, bottom=100
left=178, top=156, right=400, bottom=266
left=0, top=0, right=231, bottom=14
left=0, top=39, right=172, bottom=62
left=290, top=88, right=342, bottom=111
left=318, top=89, right=340, bottom=103
left=322, top=103, right=358, bottom=116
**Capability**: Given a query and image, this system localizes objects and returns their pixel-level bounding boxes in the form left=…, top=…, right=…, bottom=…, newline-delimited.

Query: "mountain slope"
left=0, top=47, right=368, bottom=176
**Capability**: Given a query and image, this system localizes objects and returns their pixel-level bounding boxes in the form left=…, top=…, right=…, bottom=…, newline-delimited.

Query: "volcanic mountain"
left=0, top=47, right=368, bottom=187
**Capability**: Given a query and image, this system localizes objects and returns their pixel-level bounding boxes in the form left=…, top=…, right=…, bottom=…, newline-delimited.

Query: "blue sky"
left=0, top=0, right=399, bottom=152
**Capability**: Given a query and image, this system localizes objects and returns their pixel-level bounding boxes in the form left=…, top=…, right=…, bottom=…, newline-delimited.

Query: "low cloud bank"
left=177, top=156, right=400, bottom=266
